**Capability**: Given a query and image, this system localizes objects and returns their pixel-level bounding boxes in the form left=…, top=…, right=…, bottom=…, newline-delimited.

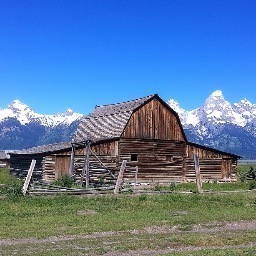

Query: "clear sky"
left=0, top=0, right=255, bottom=115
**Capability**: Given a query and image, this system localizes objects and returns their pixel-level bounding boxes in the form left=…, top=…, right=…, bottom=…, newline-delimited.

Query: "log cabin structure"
left=9, top=94, right=240, bottom=185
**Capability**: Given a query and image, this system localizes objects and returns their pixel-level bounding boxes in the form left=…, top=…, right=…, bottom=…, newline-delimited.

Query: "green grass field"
left=0, top=166, right=256, bottom=255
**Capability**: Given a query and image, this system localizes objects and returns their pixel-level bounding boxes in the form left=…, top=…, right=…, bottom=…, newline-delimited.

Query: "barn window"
left=166, top=156, right=173, bottom=162
left=131, top=154, right=138, bottom=162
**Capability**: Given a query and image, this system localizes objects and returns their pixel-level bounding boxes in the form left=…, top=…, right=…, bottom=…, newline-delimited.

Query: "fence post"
left=22, top=159, right=36, bottom=195
left=114, top=160, right=127, bottom=194
left=193, top=153, right=203, bottom=193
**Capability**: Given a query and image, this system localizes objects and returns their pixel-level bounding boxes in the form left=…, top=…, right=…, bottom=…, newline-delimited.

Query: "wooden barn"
left=9, top=94, right=240, bottom=185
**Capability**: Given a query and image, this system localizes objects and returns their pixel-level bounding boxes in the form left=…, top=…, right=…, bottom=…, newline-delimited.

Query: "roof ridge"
left=95, top=94, right=157, bottom=108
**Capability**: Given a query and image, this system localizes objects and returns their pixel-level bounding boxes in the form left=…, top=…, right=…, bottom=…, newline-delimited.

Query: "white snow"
left=210, top=90, right=223, bottom=97
left=167, top=89, right=256, bottom=129
left=0, top=100, right=83, bottom=126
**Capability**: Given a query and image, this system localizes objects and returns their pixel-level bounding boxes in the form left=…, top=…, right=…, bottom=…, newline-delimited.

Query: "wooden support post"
left=134, top=166, right=138, bottom=191
left=69, top=142, right=75, bottom=176
left=22, top=159, right=36, bottom=195
left=81, top=141, right=91, bottom=188
left=85, top=142, right=90, bottom=189
left=193, top=153, right=203, bottom=193
left=114, top=160, right=127, bottom=194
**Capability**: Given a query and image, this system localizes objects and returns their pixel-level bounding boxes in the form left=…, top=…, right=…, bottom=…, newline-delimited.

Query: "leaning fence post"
left=22, top=159, right=36, bottom=195
left=193, top=153, right=203, bottom=193
left=114, top=160, right=127, bottom=194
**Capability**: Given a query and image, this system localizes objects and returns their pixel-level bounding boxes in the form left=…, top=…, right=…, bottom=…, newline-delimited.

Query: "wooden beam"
left=22, top=159, right=36, bottom=195
left=81, top=141, right=91, bottom=188
left=85, top=142, right=90, bottom=189
left=193, top=153, right=203, bottom=193
left=69, top=142, right=75, bottom=176
left=114, top=160, right=127, bottom=194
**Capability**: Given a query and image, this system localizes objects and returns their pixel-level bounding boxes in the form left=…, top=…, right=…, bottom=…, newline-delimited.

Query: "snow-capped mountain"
left=0, top=100, right=82, bottom=126
left=168, top=90, right=256, bottom=128
left=168, top=90, right=256, bottom=158
left=0, top=100, right=83, bottom=150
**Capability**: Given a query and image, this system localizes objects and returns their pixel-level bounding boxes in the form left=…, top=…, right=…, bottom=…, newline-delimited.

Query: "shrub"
left=7, top=183, right=23, bottom=197
left=53, top=174, right=74, bottom=188
left=249, top=180, right=256, bottom=190
left=0, top=169, right=23, bottom=197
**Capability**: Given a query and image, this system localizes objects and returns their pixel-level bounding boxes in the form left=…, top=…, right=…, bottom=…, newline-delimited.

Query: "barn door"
left=221, top=159, right=231, bottom=179
left=55, top=155, right=71, bottom=179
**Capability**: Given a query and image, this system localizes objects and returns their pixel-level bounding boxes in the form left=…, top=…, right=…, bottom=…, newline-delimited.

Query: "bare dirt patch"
left=1, top=220, right=256, bottom=247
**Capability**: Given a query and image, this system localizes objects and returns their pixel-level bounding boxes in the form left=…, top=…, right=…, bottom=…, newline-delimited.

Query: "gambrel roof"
left=74, top=95, right=154, bottom=142
left=74, top=94, right=186, bottom=143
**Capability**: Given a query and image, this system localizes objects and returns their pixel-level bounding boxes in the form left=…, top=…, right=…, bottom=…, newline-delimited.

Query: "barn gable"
left=74, top=94, right=186, bottom=143
left=122, top=96, right=186, bottom=141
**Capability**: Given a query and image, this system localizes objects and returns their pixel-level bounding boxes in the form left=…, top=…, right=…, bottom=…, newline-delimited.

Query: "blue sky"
left=0, top=0, right=255, bottom=115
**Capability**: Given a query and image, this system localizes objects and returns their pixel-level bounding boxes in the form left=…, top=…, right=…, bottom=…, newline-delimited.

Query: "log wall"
left=10, top=154, right=44, bottom=180
left=185, top=144, right=237, bottom=182
left=119, top=138, right=186, bottom=183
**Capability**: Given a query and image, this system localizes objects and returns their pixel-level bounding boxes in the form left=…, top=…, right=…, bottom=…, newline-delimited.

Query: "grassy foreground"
left=0, top=167, right=256, bottom=255
left=0, top=190, right=256, bottom=255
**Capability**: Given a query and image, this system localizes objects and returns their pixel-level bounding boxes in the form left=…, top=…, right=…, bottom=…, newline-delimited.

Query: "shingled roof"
left=8, top=142, right=72, bottom=155
left=74, top=94, right=156, bottom=143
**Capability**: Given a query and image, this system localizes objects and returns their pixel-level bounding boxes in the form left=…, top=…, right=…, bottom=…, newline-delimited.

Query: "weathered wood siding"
left=10, top=154, right=44, bottom=180
left=184, top=144, right=237, bottom=182
left=122, top=99, right=185, bottom=141
left=90, top=141, right=118, bottom=156
left=41, top=143, right=119, bottom=184
left=119, top=138, right=186, bottom=183
left=43, top=151, right=72, bottom=182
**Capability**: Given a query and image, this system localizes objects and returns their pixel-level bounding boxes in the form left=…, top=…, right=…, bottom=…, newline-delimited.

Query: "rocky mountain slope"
left=0, top=100, right=82, bottom=150
left=168, top=90, right=256, bottom=159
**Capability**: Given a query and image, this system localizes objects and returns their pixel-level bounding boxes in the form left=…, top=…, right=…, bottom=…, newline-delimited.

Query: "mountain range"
left=0, top=90, right=256, bottom=159
left=168, top=90, right=256, bottom=159
left=0, top=100, right=82, bottom=150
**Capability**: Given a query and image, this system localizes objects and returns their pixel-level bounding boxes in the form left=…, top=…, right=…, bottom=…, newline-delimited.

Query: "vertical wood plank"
left=22, top=159, right=36, bottom=195
left=69, top=143, right=75, bottom=176
left=194, top=153, right=203, bottom=193
left=114, top=160, right=127, bottom=194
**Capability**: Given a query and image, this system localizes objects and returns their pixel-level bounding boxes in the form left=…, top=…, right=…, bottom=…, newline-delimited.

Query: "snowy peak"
left=233, top=99, right=256, bottom=121
left=0, top=100, right=83, bottom=126
left=199, top=90, right=236, bottom=124
left=207, top=89, right=224, bottom=98
left=167, top=99, right=199, bottom=126
left=63, top=109, right=74, bottom=116
left=168, top=90, right=251, bottom=127
left=8, top=99, right=31, bottom=112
